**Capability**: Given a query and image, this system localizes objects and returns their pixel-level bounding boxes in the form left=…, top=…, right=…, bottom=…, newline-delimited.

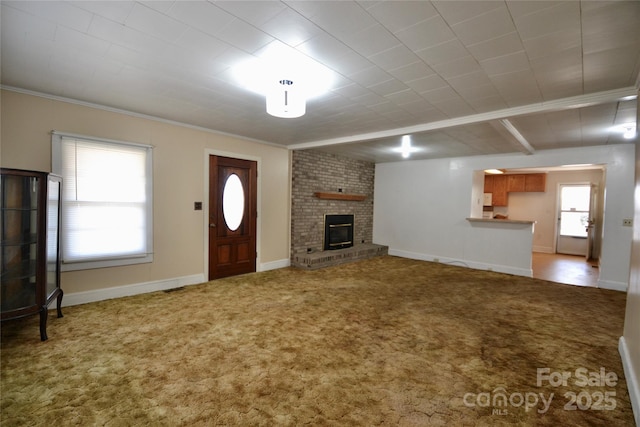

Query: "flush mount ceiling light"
left=484, top=169, right=505, bottom=174
left=611, top=123, right=637, bottom=140
left=234, top=42, right=333, bottom=119
left=392, top=135, right=421, bottom=159
left=266, top=79, right=306, bottom=118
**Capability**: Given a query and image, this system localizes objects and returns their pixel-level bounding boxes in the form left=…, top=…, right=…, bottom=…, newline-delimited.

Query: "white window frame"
left=52, top=131, right=153, bottom=271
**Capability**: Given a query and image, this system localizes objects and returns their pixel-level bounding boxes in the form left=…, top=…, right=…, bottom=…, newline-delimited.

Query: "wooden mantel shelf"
left=314, top=192, right=367, bottom=201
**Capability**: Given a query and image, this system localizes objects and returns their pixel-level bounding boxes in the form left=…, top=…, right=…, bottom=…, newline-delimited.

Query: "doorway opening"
left=556, top=184, right=597, bottom=261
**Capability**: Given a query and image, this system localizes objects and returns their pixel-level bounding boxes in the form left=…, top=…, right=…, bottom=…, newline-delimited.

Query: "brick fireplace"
left=290, top=150, right=387, bottom=269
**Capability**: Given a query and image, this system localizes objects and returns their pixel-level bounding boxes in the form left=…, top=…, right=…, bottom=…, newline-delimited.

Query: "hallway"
left=532, top=252, right=599, bottom=287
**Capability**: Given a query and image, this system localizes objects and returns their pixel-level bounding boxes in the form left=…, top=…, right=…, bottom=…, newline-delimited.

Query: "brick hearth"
left=291, top=150, right=386, bottom=268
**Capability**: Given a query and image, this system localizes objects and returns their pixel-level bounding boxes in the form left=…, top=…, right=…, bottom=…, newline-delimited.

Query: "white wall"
left=374, top=144, right=635, bottom=291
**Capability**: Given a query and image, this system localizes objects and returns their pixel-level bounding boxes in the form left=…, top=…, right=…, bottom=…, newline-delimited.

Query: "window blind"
left=52, top=133, right=153, bottom=269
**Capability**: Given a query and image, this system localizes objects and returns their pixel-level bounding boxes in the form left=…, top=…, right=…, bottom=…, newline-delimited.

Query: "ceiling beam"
left=289, top=86, right=638, bottom=150
left=499, top=119, right=535, bottom=155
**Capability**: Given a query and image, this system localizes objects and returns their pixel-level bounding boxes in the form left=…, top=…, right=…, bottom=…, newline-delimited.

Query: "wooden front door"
left=208, top=156, right=257, bottom=280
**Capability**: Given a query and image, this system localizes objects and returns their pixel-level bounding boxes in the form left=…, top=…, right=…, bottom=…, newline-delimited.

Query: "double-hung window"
left=52, top=132, right=153, bottom=271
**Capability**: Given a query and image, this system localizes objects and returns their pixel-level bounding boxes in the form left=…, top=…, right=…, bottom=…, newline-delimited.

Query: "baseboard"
left=62, top=273, right=206, bottom=307
left=598, top=279, right=628, bottom=292
left=619, top=337, right=640, bottom=426
left=388, top=249, right=532, bottom=277
left=260, top=258, right=290, bottom=271
left=532, top=246, right=554, bottom=253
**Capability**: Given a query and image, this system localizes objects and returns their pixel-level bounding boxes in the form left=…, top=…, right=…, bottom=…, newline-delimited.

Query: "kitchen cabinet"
left=490, top=175, right=508, bottom=206
left=484, top=173, right=546, bottom=207
left=507, top=175, right=525, bottom=192
left=525, top=174, right=546, bottom=192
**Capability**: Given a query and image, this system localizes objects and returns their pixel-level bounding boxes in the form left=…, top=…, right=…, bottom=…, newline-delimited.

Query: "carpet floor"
left=0, top=256, right=634, bottom=426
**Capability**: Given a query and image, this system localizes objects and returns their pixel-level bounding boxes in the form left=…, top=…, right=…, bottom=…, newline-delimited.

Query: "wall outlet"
left=623, top=218, right=633, bottom=227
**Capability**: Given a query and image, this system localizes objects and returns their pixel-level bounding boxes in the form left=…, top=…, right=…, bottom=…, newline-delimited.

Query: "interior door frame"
left=203, top=149, right=261, bottom=280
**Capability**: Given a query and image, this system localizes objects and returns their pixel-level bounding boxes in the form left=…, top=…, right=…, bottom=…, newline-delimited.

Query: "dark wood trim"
left=314, top=192, right=366, bottom=201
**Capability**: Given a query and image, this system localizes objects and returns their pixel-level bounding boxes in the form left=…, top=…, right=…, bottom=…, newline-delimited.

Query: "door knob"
left=210, top=223, right=216, bottom=228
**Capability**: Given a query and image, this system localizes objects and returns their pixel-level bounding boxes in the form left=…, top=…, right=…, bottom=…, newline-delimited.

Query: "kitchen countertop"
left=466, top=217, right=536, bottom=225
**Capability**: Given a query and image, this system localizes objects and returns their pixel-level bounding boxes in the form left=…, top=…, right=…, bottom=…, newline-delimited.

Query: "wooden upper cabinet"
left=490, top=175, right=508, bottom=206
left=524, top=174, right=546, bottom=192
left=484, top=173, right=546, bottom=207
left=507, top=175, right=525, bottom=192
left=484, top=175, right=494, bottom=192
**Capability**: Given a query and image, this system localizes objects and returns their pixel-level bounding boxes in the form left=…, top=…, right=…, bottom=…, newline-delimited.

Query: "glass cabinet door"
left=1, top=174, right=39, bottom=312
left=46, top=176, right=61, bottom=299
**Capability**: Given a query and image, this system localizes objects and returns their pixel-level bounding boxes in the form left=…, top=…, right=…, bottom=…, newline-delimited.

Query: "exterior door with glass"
left=556, top=184, right=591, bottom=256
left=208, top=156, right=257, bottom=280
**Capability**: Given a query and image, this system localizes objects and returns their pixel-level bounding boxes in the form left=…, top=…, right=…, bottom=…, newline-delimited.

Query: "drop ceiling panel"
left=1, top=0, right=638, bottom=163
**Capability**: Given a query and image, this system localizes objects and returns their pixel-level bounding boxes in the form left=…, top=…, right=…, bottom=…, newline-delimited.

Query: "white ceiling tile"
left=167, top=1, right=235, bottom=38
left=490, top=70, right=544, bottom=106
left=512, top=2, right=580, bottom=41
left=348, top=66, right=393, bottom=88
left=173, top=28, right=229, bottom=59
left=295, top=33, right=354, bottom=66
left=465, top=32, right=524, bottom=62
left=88, top=15, right=167, bottom=56
left=368, top=45, right=418, bottom=70
left=480, top=51, right=531, bottom=77
left=446, top=70, right=493, bottom=91
left=216, top=1, right=287, bottom=27
left=521, top=28, right=581, bottom=60
left=431, top=56, right=482, bottom=79
left=6, top=1, right=94, bottom=33
left=294, top=1, right=377, bottom=38
left=71, top=1, right=135, bottom=24
left=506, top=1, right=563, bottom=19
left=456, top=83, right=502, bottom=102
left=1, top=4, right=57, bottom=41
left=368, top=79, right=409, bottom=97
left=450, top=5, right=516, bottom=46
left=394, top=15, right=457, bottom=51
left=416, top=39, right=469, bottom=66
left=343, top=24, right=400, bottom=58
left=216, top=19, right=273, bottom=53
left=258, top=8, right=322, bottom=47
left=54, top=25, right=111, bottom=56
left=405, top=74, right=449, bottom=93
left=384, top=89, right=423, bottom=106
left=433, top=0, right=502, bottom=25
left=125, top=3, right=188, bottom=43
left=388, top=61, right=435, bottom=82
left=366, top=1, right=438, bottom=33
left=421, top=86, right=459, bottom=103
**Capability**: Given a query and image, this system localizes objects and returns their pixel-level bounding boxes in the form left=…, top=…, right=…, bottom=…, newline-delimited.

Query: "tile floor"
left=532, top=252, right=599, bottom=287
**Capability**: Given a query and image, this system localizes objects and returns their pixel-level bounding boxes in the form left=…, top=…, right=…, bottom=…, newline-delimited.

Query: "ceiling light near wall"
left=234, top=42, right=333, bottom=119
left=622, top=124, right=636, bottom=140
left=392, top=135, right=421, bottom=159
left=484, top=169, right=505, bottom=174
left=611, top=123, right=637, bottom=140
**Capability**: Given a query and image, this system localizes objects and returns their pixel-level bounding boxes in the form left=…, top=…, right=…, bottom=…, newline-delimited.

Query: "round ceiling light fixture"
left=266, top=79, right=306, bottom=118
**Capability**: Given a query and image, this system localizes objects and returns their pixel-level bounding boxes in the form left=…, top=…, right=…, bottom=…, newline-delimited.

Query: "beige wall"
left=1, top=90, right=291, bottom=295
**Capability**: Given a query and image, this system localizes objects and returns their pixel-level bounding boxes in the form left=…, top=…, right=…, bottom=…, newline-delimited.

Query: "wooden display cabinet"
left=1, top=168, right=63, bottom=341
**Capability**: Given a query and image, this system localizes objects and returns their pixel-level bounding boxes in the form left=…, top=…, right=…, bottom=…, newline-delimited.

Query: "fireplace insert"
left=324, top=214, right=354, bottom=250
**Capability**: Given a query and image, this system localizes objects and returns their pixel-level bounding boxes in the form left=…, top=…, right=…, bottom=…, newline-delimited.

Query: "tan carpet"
left=1, top=256, right=634, bottom=426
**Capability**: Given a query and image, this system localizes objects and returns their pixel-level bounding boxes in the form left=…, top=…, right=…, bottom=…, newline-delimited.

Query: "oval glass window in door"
left=222, top=173, right=245, bottom=231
